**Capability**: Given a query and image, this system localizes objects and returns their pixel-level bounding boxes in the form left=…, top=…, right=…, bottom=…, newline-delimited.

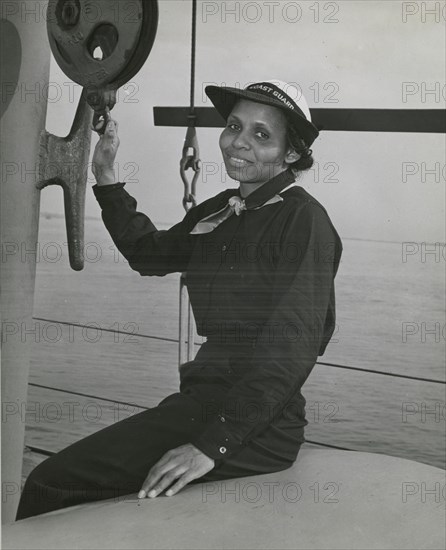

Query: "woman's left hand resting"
left=138, top=444, right=215, bottom=499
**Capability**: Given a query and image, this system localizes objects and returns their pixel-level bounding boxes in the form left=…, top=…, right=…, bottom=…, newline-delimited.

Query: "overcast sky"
left=41, top=0, right=445, bottom=243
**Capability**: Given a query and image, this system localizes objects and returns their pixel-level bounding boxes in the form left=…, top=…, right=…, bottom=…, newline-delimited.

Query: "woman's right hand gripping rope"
left=92, top=119, right=120, bottom=186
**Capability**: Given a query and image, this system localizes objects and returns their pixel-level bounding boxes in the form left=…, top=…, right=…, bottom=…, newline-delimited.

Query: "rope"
left=316, top=361, right=445, bottom=384
left=25, top=445, right=54, bottom=457
left=31, top=317, right=445, bottom=385
left=179, top=0, right=199, bottom=369
left=189, top=0, right=197, bottom=112
left=179, top=0, right=200, bottom=211
left=28, top=382, right=149, bottom=410
left=32, top=316, right=179, bottom=344
left=304, top=440, right=354, bottom=451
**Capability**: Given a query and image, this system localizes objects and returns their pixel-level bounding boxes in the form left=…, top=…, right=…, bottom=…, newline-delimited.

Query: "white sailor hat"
left=205, top=80, right=319, bottom=147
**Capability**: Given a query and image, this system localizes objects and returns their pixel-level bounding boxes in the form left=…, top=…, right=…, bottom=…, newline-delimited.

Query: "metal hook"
left=180, top=125, right=201, bottom=211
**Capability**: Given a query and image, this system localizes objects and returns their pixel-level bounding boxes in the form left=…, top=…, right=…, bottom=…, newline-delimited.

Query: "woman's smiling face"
left=219, top=99, right=298, bottom=184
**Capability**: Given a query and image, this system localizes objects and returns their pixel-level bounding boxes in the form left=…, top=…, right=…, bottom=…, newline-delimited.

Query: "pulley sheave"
left=47, top=0, right=158, bottom=91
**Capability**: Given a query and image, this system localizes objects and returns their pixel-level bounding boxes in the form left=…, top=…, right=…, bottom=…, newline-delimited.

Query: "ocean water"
left=23, top=215, right=445, bottom=470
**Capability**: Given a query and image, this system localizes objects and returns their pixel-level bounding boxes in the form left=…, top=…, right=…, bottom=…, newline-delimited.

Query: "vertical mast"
left=1, top=5, right=51, bottom=523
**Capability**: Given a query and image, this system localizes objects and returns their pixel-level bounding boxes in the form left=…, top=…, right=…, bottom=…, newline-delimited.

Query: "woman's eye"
left=227, top=123, right=239, bottom=131
left=255, top=131, right=269, bottom=140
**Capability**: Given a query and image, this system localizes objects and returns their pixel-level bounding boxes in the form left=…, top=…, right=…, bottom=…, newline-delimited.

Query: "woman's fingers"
left=91, top=118, right=120, bottom=185
left=108, top=118, right=118, bottom=132
left=148, top=466, right=188, bottom=498
left=92, top=119, right=119, bottom=159
left=138, top=451, right=177, bottom=497
left=102, top=120, right=119, bottom=149
left=104, top=119, right=118, bottom=137
left=138, top=460, right=186, bottom=499
left=138, top=444, right=215, bottom=500
left=92, top=118, right=118, bottom=137
left=165, top=472, right=196, bottom=497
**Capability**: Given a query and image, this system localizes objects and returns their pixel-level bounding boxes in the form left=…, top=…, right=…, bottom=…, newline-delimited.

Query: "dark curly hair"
left=284, top=114, right=315, bottom=174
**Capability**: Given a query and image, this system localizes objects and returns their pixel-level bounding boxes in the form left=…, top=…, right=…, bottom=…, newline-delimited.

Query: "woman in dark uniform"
left=16, top=80, right=342, bottom=519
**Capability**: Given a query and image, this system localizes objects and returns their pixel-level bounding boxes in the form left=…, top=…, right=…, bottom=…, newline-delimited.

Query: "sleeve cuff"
left=192, top=417, right=244, bottom=460
left=92, top=182, right=126, bottom=195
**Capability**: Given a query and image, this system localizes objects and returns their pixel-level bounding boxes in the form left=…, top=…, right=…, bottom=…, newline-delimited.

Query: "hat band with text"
left=246, top=82, right=306, bottom=120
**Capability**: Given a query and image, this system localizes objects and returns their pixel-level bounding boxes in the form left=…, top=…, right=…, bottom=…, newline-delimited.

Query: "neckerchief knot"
left=190, top=168, right=296, bottom=235
left=228, top=196, right=246, bottom=216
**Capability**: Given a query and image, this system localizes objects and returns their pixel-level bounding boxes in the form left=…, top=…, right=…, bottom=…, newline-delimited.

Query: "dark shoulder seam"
left=281, top=186, right=329, bottom=214
left=280, top=187, right=342, bottom=246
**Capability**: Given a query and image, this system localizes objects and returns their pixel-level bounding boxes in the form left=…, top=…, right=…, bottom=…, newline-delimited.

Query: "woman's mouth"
left=226, top=154, right=251, bottom=167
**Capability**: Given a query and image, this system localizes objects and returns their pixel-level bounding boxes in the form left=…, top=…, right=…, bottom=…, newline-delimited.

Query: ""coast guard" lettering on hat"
left=247, top=82, right=299, bottom=113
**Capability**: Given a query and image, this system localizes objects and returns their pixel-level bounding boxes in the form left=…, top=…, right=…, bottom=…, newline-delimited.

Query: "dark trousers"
left=16, top=342, right=306, bottom=520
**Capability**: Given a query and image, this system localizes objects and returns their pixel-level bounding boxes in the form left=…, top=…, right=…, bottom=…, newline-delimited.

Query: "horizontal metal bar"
left=33, top=316, right=181, bottom=345
left=154, top=107, right=225, bottom=128
left=153, top=107, right=445, bottom=133
left=25, top=445, right=55, bottom=457
left=316, top=362, right=445, bottom=385
left=304, top=439, right=354, bottom=451
left=28, top=382, right=149, bottom=410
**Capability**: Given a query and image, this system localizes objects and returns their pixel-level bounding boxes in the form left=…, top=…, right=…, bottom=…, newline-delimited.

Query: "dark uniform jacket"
left=93, top=168, right=342, bottom=460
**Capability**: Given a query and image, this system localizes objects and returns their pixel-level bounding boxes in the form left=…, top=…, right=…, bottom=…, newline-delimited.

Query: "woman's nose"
left=232, top=131, right=250, bottom=149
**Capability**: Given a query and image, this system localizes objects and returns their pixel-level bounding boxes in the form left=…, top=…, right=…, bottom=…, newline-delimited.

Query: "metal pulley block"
left=47, top=0, right=158, bottom=127
left=39, top=0, right=159, bottom=270
left=47, top=0, right=159, bottom=93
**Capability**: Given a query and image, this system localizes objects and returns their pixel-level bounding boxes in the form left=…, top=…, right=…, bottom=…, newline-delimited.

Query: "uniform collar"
left=189, top=169, right=297, bottom=235
left=237, top=168, right=296, bottom=210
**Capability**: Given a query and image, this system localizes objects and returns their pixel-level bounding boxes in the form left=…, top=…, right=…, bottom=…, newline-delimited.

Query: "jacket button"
left=220, top=416, right=226, bottom=423
left=222, top=245, right=227, bottom=251
left=219, top=446, right=227, bottom=454
left=229, top=266, right=234, bottom=270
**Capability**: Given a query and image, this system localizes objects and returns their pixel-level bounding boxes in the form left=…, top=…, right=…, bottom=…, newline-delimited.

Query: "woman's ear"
left=284, top=148, right=301, bottom=164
